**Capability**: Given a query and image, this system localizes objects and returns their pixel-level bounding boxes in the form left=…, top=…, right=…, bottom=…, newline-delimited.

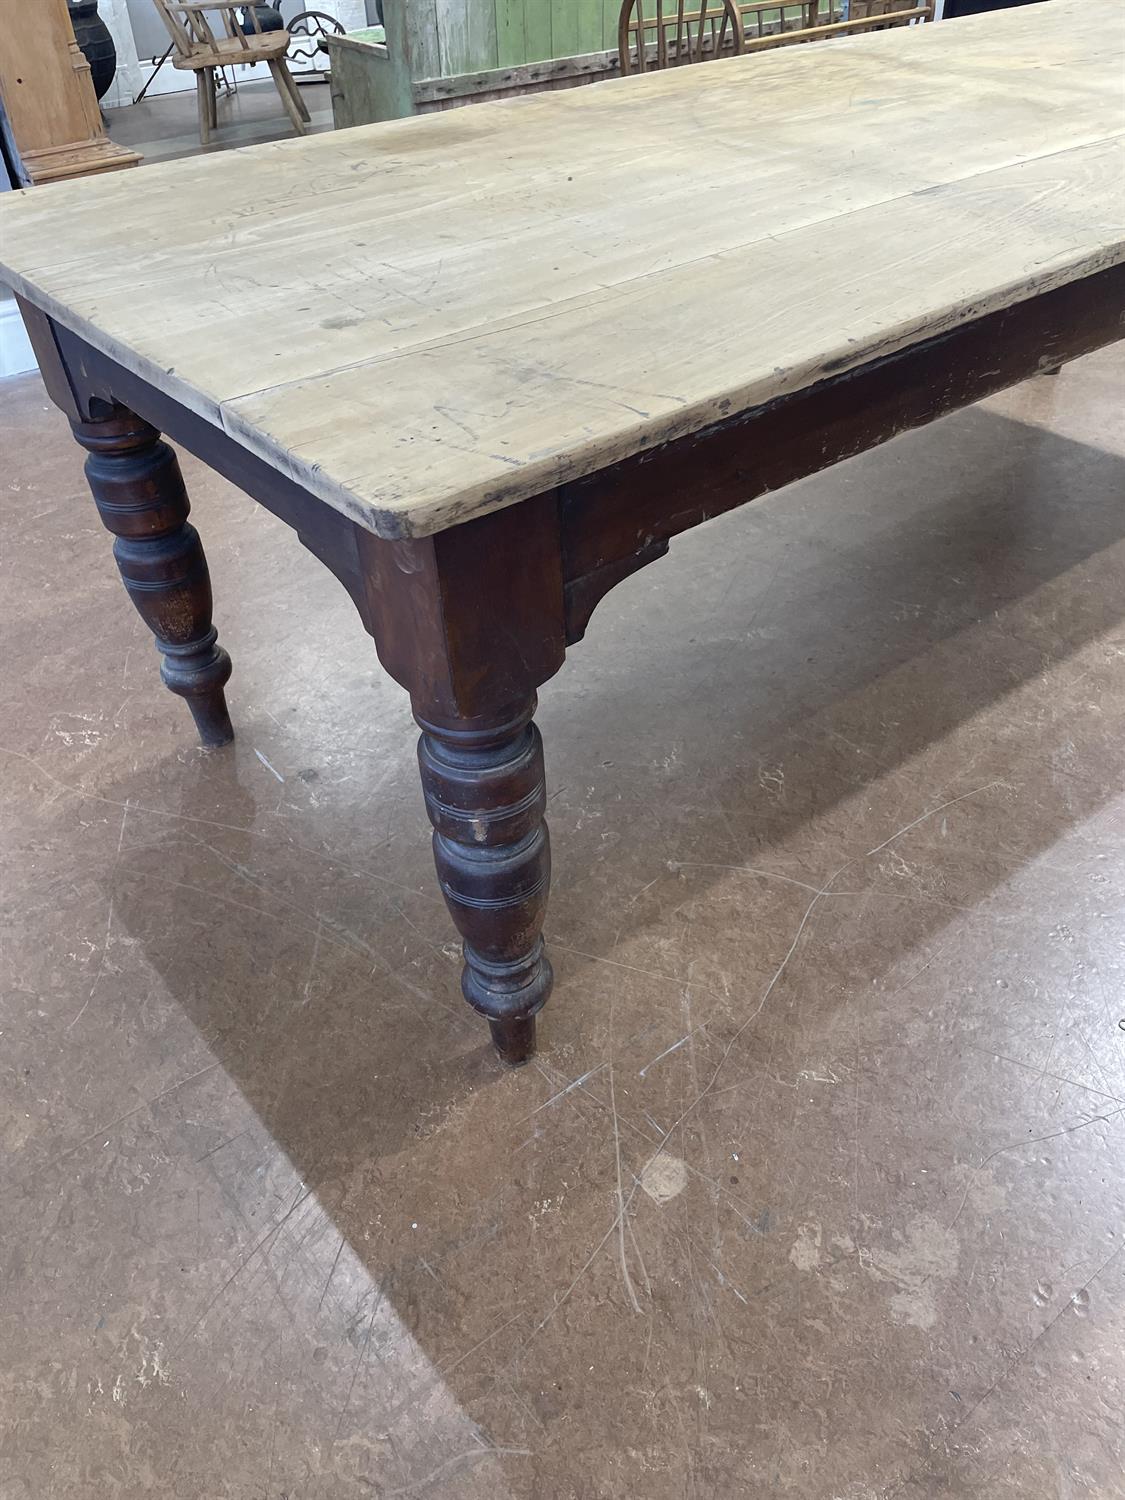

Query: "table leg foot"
left=416, top=698, right=554, bottom=1063
left=488, top=1012, right=541, bottom=1068
left=162, top=631, right=235, bottom=748
left=72, top=403, right=234, bottom=748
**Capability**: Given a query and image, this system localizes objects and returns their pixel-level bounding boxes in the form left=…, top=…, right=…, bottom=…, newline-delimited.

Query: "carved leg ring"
left=416, top=699, right=554, bottom=1065
left=72, top=403, right=233, bottom=747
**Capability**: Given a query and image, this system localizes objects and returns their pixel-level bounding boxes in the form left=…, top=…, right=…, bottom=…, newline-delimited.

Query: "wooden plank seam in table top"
left=0, top=0, right=1122, bottom=539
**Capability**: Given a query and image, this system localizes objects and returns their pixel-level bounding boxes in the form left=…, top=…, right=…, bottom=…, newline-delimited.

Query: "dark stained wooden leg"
left=71, top=402, right=234, bottom=748
left=355, top=495, right=568, bottom=1063
left=415, top=698, right=553, bottom=1065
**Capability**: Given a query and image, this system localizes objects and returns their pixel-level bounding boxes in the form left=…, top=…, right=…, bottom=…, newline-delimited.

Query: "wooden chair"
left=152, top=1, right=309, bottom=146
left=619, top=1, right=746, bottom=75
left=736, top=0, right=932, bottom=54
left=618, top=0, right=930, bottom=76
left=737, top=1, right=843, bottom=43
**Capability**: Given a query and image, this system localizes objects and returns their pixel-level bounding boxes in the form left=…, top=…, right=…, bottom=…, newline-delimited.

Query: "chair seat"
left=172, top=29, right=291, bottom=68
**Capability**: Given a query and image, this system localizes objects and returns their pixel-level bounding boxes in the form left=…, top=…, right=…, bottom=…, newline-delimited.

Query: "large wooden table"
left=2, top=0, right=1123, bottom=1064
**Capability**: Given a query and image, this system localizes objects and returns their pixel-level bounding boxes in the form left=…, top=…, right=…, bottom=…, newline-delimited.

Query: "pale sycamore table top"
left=1, top=0, right=1123, bottom=539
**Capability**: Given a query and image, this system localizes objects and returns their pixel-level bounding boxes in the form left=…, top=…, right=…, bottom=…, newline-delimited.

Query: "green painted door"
left=493, top=0, right=619, bottom=68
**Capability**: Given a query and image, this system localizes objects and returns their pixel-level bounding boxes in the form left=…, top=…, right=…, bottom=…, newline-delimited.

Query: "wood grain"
left=1, top=0, right=1122, bottom=538
left=437, top=0, right=499, bottom=75
left=495, top=0, right=529, bottom=67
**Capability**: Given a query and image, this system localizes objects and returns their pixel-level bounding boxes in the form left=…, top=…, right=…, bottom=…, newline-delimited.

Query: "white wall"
left=0, top=298, right=35, bottom=379
left=0, top=164, right=35, bottom=378
left=100, top=0, right=148, bottom=107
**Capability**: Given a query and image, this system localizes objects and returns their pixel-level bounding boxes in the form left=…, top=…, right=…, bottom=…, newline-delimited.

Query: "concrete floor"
left=1, top=345, right=1123, bottom=1498
left=106, top=77, right=334, bottom=164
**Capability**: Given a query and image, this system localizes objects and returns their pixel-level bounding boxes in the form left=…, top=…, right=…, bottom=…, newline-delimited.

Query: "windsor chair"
left=152, top=0, right=308, bottom=146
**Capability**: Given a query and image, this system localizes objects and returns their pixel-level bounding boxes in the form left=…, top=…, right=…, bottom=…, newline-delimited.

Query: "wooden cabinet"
left=0, top=0, right=139, bottom=185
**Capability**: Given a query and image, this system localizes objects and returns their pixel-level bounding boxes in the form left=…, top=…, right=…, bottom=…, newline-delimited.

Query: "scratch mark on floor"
left=624, top=875, right=662, bottom=908
left=66, top=897, right=115, bottom=1031
left=948, top=1103, right=1125, bottom=1228
left=380, top=1446, right=531, bottom=1498
left=172, top=1185, right=317, bottom=1355
left=24, top=1060, right=222, bottom=1186
left=864, top=781, right=1008, bottom=859
left=315, top=1233, right=347, bottom=1316
left=547, top=940, right=684, bottom=986
left=634, top=780, right=1010, bottom=1180
left=499, top=1371, right=546, bottom=1433
left=527, top=1063, right=606, bottom=1115
left=254, top=748, right=285, bottom=783
left=316, top=1280, right=385, bottom=1498
left=668, top=860, right=822, bottom=893
left=638, top=1033, right=692, bottom=1078
left=961, top=1043, right=1124, bottom=1106
left=0, top=744, right=423, bottom=895
left=884, top=1238, right=1125, bottom=1500
left=303, top=919, right=323, bottom=1004
left=517, top=1215, right=621, bottom=1357
left=378, top=1310, right=526, bottom=1434
left=609, top=1064, right=643, bottom=1315
left=195, top=1128, right=249, bottom=1164
left=698, top=1242, right=750, bottom=1304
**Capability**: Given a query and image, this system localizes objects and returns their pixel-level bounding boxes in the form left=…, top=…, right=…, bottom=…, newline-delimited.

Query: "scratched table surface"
left=1, top=0, right=1122, bottom=539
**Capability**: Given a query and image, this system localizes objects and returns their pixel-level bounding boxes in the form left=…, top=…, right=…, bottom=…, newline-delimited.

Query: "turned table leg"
left=415, top=698, right=554, bottom=1066
left=353, top=495, right=566, bottom=1063
left=72, top=403, right=234, bottom=748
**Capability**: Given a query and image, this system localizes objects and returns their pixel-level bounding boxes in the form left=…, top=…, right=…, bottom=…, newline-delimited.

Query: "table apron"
left=558, top=262, right=1125, bottom=640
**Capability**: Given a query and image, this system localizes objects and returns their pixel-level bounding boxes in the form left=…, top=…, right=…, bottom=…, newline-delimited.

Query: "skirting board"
left=0, top=295, right=35, bottom=378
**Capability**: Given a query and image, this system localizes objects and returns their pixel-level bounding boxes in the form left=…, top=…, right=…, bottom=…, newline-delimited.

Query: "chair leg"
left=279, top=57, right=311, bottom=126
left=268, top=58, right=307, bottom=136
left=207, top=68, right=218, bottom=130
left=279, top=58, right=311, bottom=123
left=196, top=70, right=211, bottom=146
